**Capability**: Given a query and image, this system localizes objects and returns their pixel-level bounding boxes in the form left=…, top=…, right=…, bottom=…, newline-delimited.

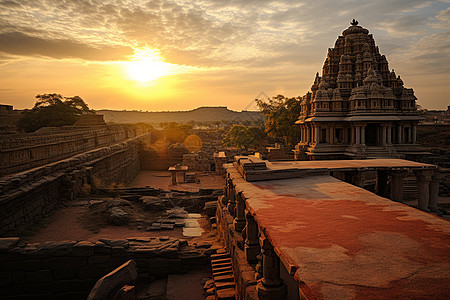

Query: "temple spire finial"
left=351, top=19, right=358, bottom=26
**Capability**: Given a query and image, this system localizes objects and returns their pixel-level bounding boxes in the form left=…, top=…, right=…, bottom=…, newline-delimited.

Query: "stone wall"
left=0, top=237, right=208, bottom=299
left=0, top=135, right=148, bottom=237
left=0, top=125, right=144, bottom=176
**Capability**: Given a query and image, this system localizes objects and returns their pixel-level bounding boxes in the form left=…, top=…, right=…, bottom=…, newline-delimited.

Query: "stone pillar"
left=412, top=125, right=417, bottom=144
left=361, top=126, right=366, bottom=145
left=314, top=126, right=320, bottom=144
left=244, top=210, right=260, bottom=263
left=429, top=171, right=439, bottom=212
left=414, top=170, right=433, bottom=212
left=326, top=127, right=331, bottom=144
left=397, top=125, right=403, bottom=144
left=350, top=126, right=355, bottom=144
left=356, top=126, right=361, bottom=144
left=381, top=125, right=386, bottom=145
left=387, top=126, right=392, bottom=145
left=306, top=126, right=310, bottom=143
left=170, top=171, right=177, bottom=185
left=330, top=127, right=335, bottom=144
left=256, top=233, right=287, bottom=300
left=376, top=170, right=389, bottom=197
left=227, top=182, right=236, bottom=216
left=390, top=170, right=406, bottom=202
left=234, top=192, right=246, bottom=232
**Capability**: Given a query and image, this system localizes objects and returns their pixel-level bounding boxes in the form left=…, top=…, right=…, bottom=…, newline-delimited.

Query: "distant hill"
left=96, top=106, right=265, bottom=124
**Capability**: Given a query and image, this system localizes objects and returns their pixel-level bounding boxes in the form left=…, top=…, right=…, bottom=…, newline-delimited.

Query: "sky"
left=0, top=0, right=449, bottom=111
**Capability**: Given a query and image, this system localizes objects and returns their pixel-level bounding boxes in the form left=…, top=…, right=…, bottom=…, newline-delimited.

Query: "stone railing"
left=0, top=236, right=207, bottom=299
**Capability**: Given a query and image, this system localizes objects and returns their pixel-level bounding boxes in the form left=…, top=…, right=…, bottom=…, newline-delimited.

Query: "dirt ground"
left=21, top=171, right=225, bottom=244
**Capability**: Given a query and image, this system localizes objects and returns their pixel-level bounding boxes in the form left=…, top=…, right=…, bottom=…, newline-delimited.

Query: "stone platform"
left=223, top=158, right=450, bottom=299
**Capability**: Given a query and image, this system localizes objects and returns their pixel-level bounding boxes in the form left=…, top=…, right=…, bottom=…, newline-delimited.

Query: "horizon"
left=1, top=0, right=449, bottom=111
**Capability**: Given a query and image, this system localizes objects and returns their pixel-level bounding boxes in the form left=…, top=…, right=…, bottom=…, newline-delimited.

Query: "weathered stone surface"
left=87, top=260, right=137, bottom=300
left=36, top=240, right=77, bottom=256
left=98, top=239, right=129, bottom=249
left=73, top=241, right=95, bottom=256
left=0, top=237, right=20, bottom=250
left=107, top=198, right=132, bottom=208
left=141, top=196, right=166, bottom=211
left=108, top=207, right=129, bottom=225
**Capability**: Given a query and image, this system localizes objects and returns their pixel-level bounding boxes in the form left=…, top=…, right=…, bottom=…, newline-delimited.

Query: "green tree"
left=17, top=94, right=92, bottom=132
left=160, top=122, right=192, bottom=143
left=256, top=94, right=301, bottom=149
left=222, top=124, right=256, bottom=150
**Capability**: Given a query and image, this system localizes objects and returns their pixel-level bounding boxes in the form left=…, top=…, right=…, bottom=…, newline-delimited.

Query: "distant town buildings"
left=295, top=20, right=427, bottom=160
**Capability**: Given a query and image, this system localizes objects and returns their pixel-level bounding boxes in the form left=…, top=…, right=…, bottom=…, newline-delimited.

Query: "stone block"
left=43, top=256, right=87, bottom=269
left=87, top=260, right=137, bottom=300
left=36, top=240, right=77, bottom=257
left=0, top=271, right=12, bottom=286
left=88, top=255, right=111, bottom=265
left=51, top=280, right=71, bottom=293
left=12, top=271, right=26, bottom=284
left=73, top=241, right=95, bottom=256
left=4, top=259, right=41, bottom=271
left=53, top=268, right=78, bottom=280
left=94, top=242, right=112, bottom=254
left=25, top=270, right=52, bottom=283
left=98, top=239, right=129, bottom=248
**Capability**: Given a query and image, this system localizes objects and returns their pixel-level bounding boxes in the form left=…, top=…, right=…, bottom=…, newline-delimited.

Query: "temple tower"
left=295, top=20, right=426, bottom=160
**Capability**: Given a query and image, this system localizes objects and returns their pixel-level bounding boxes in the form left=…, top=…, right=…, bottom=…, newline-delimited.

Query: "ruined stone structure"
left=0, top=124, right=150, bottom=236
left=0, top=237, right=208, bottom=299
left=217, top=156, right=449, bottom=299
left=0, top=125, right=143, bottom=176
left=295, top=20, right=425, bottom=160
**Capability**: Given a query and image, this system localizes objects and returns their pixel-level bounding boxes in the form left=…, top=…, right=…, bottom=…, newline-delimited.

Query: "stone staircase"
left=364, top=146, right=399, bottom=158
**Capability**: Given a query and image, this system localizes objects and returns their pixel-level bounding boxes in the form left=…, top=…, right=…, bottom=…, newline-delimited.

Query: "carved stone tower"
left=295, top=20, right=426, bottom=160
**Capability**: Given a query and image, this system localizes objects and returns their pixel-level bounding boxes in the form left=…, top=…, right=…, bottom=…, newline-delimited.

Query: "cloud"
left=0, top=31, right=133, bottom=61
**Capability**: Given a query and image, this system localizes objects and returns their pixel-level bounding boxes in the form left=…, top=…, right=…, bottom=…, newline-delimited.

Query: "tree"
left=17, top=94, right=92, bottom=132
left=222, top=124, right=256, bottom=150
left=256, top=94, right=301, bottom=149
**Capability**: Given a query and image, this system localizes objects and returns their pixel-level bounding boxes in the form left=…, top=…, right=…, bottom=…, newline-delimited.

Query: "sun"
left=124, top=48, right=171, bottom=83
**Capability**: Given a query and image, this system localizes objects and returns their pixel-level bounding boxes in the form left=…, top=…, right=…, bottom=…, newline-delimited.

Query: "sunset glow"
left=0, top=1, right=448, bottom=111
left=124, top=49, right=171, bottom=83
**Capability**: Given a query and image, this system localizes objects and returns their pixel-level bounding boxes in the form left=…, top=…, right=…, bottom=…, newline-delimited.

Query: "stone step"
left=213, top=274, right=235, bottom=282
left=211, top=258, right=232, bottom=264
left=212, top=262, right=233, bottom=269
left=211, top=253, right=230, bottom=260
left=216, top=287, right=237, bottom=300
left=212, top=270, right=233, bottom=277
left=215, top=281, right=235, bottom=290
left=212, top=266, right=233, bottom=275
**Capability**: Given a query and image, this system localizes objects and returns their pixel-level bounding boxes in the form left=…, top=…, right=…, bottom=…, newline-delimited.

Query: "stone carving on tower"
left=295, top=20, right=426, bottom=160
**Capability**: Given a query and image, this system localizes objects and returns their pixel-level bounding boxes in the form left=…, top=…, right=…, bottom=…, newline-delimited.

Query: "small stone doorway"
left=366, top=124, right=379, bottom=146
